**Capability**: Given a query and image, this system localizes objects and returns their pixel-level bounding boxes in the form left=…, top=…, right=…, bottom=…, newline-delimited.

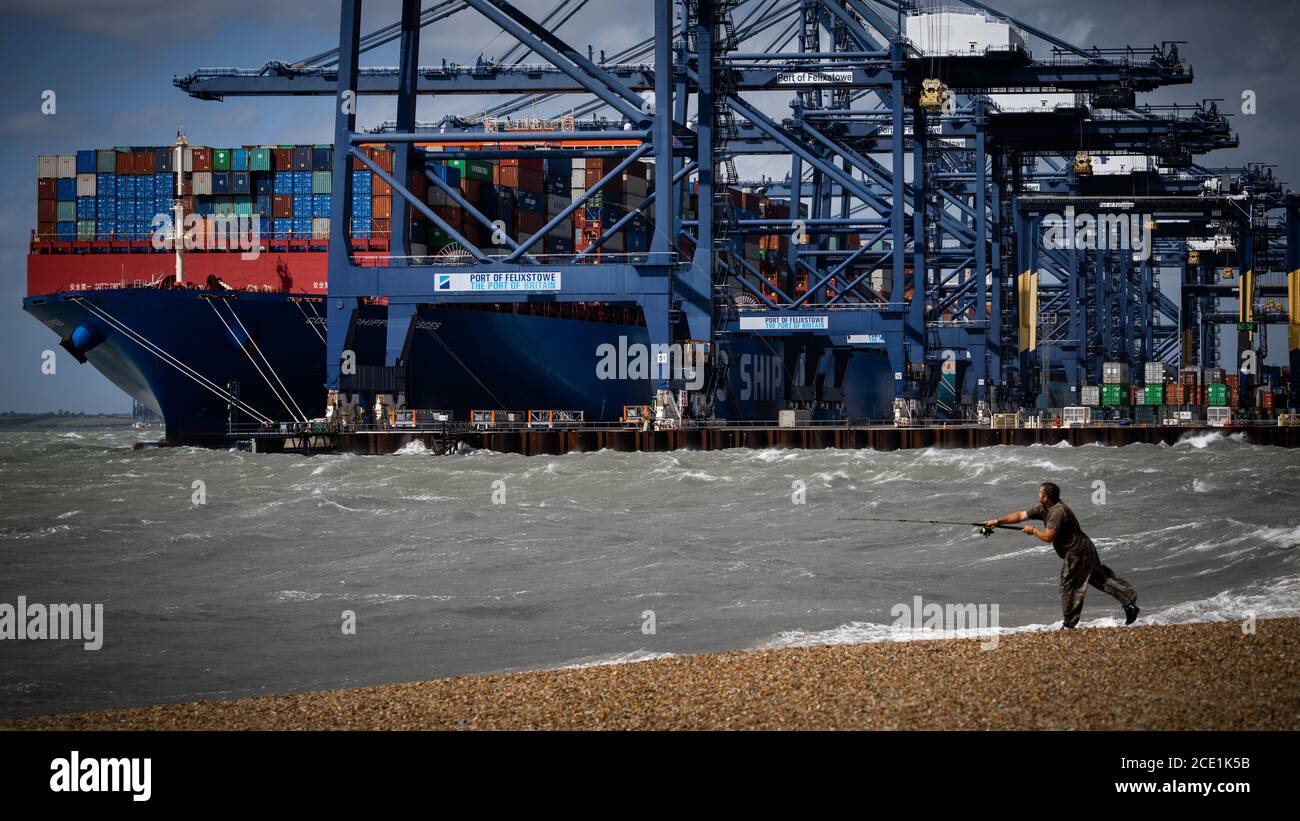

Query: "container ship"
left=23, top=138, right=895, bottom=444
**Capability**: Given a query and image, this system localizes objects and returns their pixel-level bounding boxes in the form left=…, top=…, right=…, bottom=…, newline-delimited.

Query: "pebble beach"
left=5, top=617, right=1297, bottom=731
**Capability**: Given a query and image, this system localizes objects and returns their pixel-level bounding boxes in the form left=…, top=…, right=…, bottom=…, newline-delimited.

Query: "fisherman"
left=984, top=482, right=1140, bottom=629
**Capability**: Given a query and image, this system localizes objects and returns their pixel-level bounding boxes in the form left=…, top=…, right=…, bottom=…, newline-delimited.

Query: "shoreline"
left=4, top=617, right=1297, bottom=730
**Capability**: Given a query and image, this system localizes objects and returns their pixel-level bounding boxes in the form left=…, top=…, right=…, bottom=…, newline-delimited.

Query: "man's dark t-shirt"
left=1026, top=502, right=1093, bottom=558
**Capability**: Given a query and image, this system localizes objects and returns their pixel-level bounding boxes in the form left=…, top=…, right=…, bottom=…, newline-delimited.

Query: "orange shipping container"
left=372, top=196, right=393, bottom=219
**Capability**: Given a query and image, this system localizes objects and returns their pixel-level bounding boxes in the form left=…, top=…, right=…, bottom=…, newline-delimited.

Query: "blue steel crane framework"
left=173, top=0, right=1300, bottom=421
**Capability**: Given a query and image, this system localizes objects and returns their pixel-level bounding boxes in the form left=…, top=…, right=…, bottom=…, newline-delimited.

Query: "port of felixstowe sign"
left=776, top=70, right=854, bottom=85
left=739, top=315, right=829, bottom=331
left=435, top=272, right=562, bottom=292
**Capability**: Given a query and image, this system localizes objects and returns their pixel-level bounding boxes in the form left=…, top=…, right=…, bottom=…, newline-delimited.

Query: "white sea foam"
left=557, top=649, right=677, bottom=669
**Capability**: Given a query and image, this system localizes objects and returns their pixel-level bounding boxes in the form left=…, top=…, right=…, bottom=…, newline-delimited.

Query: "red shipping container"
left=367, top=147, right=393, bottom=173
left=133, top=150, right=155, bottom=175
left=273, top=148, right=294, bottom=170
left=409, top=175, right=428, bottom=198
left=38, top=179, right=55, bottom=199
left=37, top=221, right=55, bottom=239
left=372, top=195, right=392, bottom=220
left=1166, top=384, right=1184, bottom=405
left=272, top=195, right=293, bottom=218
left=585, top=167, right=623, bottom=191
left=38, top=199, right=56, bottom=222
left=500, top=156, right=543, bottom=173
left=115, top=151, right=133, bottom=174
left=372, top=218, right=391, bottom=237
left=191, top=148, right=212, bottom=173
left=433, top=206, right=462, bottom=228
left=624, top=160, right=648, bottom=179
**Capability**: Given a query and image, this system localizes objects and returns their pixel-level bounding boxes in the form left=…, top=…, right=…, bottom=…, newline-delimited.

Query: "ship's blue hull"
left=24, top=289, right=895, bottom=443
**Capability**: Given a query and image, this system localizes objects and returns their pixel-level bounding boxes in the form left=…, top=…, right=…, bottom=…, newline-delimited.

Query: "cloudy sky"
left=1, top=0, right=1295, bottom=412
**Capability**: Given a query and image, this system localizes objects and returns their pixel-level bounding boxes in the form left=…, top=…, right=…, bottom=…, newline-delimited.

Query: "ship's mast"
left=173, top=130, right=188, bottom=284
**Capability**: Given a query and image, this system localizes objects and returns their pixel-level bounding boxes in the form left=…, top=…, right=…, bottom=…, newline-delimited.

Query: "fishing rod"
left=840, top=517, right=1025, bottom=538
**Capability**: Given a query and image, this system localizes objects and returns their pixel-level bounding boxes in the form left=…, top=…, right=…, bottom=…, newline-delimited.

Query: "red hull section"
left=26, top=240, right=394, bottom=297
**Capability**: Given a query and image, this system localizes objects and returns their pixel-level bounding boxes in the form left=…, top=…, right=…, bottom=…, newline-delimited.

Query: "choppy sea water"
left=0, top=426, right=1297, bottom=717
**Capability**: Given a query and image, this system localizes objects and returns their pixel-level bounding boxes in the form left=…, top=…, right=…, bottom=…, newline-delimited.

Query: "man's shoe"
left=1124, top=604, right=1140, bottom=625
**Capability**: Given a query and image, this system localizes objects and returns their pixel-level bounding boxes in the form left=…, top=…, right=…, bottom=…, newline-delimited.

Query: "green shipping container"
left=212, top=149, right=231, bottom=171
left=213, top=197, right=235, bottom=216
left=56, top=201, right=76, bottom=222
left=1208, top=384, right=1229, bottom=407
left=1101, top=384, right=1126, bottom=406
left=233, top=197, right=253, bottom=217
left=96, top=149, right=116, bottom=173
left=312, top=171, right=332, bottom=194
left=449, top=159, right=492, bottom=181
left=1144, top=384, right=1164, bottom=405
left=250, top=148, right=272, bottom=171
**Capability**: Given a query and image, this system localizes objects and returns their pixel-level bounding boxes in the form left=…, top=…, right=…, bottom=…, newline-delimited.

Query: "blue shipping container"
left=312, top=147, right=331, bottom=171
left=76, top=197, right=96, bottom=220
left=230, top=171, right=250, bottom=195
left=254, top=174, right=273, bottom=195
left=76, top=150, right=96, bottom=174
left=514, top=190, right=544, bottom=213
left=96, top=173, right=117, bottom=196
left=293, top=195, right=312, bottom=217
left=256, top=194, right=273, bottom=216
left=351, top=170, right=372, bottom=192
left=313, top=194, right=331, bottom=216
left=56, top=178, right=76, bottom=200
left=212, top=172, right=230, bottom=195
left=56, top=222, right=75, bottom=240
left=273, top=218, right=293, bottom=239
left=350, top=217, right=372, bottom=239
left=292, top=171, right=311, bottom=195
left=273, top=171, right=293, bottom=194
left=155, top=149, right=174, bottom=173
left=155, top=173, right=173, bottom=197
left=231, top=149, right=249, bottom=171
left=96, top=198, right=115, bottom=219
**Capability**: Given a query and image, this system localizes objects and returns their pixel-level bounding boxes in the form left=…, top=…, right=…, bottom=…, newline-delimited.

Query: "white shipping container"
left=57, top=155, right=77, bottom=178
left=1081, top=385, right=1100, bottom=406
left=1143, top=362, right=1172, bottom=384
left=76, top=173, right=96, bottom=197
left=1207, top=407, right=1232, bottom=427
left=570, top=187, right=585, bottom=200
left=546, top=194, right=570, bottom=215
left=779, top=409, right=811, bottom=428
left=312, top=217, right=330, bottom=239
left=37, top=155, right=58, bottom=178
left=572, top=158, right=587, bottom=170
left=1102, top=362, right=1128, bottom=384
left=183, top=147, right=193, bottom=173
left=191, top=172, right=213, bottom=196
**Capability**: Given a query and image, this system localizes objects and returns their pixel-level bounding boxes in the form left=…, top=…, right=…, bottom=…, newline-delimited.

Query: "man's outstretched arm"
left=983, top=510, right=1030, bottom=528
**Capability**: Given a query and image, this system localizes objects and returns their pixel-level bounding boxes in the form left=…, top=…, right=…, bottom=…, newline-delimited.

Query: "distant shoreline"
left=5, top=617, right=1296, bottom=731
left=0, top=413, right=133, bottom=430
